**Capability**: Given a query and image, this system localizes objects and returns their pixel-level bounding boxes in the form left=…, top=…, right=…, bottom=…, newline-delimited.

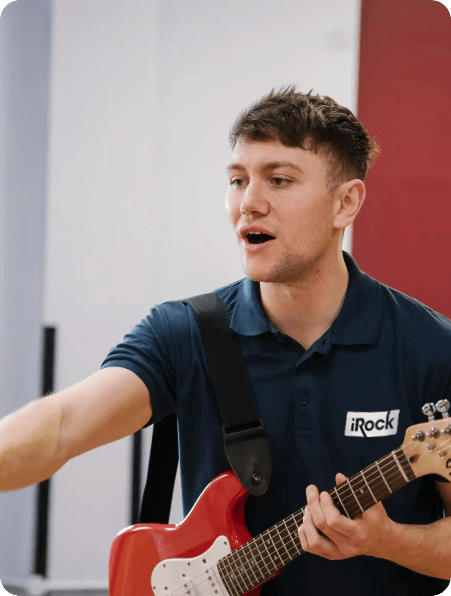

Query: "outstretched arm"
left=298, top=473, right=451, bottom=580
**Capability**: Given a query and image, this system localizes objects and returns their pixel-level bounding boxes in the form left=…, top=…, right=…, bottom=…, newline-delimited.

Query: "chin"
left=243, top=265, right=278, bottom=283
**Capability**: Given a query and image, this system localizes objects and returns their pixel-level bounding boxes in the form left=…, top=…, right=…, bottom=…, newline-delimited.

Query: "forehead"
left=227, top=138, right=322, bottom=174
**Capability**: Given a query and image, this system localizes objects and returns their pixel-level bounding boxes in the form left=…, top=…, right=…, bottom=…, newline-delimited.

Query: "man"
left=220, top=86, right=451, bottom=594
left=1, top=85, right=451, bottom=596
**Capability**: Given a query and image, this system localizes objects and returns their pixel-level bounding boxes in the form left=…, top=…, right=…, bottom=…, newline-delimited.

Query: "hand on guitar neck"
left=298, top=472, right=394, bottom=561
left=295, top=401, right=451, bottom=580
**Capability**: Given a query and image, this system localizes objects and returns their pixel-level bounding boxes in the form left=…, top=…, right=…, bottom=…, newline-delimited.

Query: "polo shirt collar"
left=230, top=250, right=382, bottom=347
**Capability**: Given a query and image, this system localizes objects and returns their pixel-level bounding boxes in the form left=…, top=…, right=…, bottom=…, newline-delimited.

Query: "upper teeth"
left=248, top=231, right=262, bottom=234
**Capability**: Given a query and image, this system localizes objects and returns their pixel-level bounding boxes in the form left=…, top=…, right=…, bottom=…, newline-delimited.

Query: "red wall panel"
left=354, top=0, right=451, bottom=317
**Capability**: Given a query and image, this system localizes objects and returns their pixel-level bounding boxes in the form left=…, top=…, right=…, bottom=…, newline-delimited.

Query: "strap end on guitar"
left=222, top=418, right=271, bottom=497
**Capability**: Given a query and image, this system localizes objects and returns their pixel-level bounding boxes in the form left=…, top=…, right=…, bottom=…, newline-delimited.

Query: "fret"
left=227, top=559, right=247, bottom=596
left=332, top=487, right=351, bottom=518
left=254, top=532, right=278, bottom=577
left=376, top=460, right=392, bottom=494
left=241, top=542, right=265, bottom=585
left=251, top=536, right=273, bottom=579
left=333, top=484, right=359, bottom=519
left=346, top=475, right=372, bottom=512
left=210, top=565, right=228, bottom=596
left=217, top=561, right=240, bottom=596
left=347, top=478, right=364, bottom=512
left=262, top=531, right=280, bottom=573
left=223, top=553, right=248, bottom=595
left=266, top=527, right=284, bottom=569
left=384, top=453, right=407, bottom=493
left=282, top=516, right=302, bottom=557
left=358, top=455, right=399, bottom=501
left=394, top=448, right=416, bottom=482
left=359, top=469, right=377, bottom=504
left=273, top=523, right=293, bottom=563
left=234, top=547, right=253, bottom=592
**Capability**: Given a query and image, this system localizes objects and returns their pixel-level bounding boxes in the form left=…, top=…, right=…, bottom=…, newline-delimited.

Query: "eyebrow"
left=225, top=160, right=305, bottom=176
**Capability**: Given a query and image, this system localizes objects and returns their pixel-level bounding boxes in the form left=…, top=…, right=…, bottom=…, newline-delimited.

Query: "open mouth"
left=246, top=233, right=275, bottom=245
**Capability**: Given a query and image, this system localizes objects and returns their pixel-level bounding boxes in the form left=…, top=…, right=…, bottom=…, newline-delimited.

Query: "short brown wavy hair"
left=229, top=84, right=381, bottom=197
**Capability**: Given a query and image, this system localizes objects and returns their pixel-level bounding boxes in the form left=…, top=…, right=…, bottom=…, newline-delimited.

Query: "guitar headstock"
left=401, top=399, right=451, bottom=480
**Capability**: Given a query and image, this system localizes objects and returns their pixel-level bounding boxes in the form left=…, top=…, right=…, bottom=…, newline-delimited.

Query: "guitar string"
left=213, top=432, right=451, bottom=596
left=172, top=434, right=451, bottom=596
left=163, top=432, right=451, bottom=596
left=292, top=426, right=451, bottom=509
left=165, top=434, right=451, bottom=596
left=214, top=436, right=449, bottom=595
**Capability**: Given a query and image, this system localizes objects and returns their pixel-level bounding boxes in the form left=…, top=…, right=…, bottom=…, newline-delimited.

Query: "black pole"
left=131, top=430, right=142, bottom=525
left=33, top=326, right=56, bottom=577
left=138, top=414, right=179, bottom=524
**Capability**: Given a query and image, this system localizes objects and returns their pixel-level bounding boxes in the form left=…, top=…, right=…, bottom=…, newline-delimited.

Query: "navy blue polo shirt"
left=101, top=250, right=451, bottom=596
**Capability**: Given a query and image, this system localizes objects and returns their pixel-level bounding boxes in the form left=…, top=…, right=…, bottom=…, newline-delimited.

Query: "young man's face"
left=225, top=137, right=343, bottom=284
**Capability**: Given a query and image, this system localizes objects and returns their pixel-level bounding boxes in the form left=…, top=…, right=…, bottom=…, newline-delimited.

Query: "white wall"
left=43, top=0, right=160, bottom=587
left=1, top=0, right=359, bottom=589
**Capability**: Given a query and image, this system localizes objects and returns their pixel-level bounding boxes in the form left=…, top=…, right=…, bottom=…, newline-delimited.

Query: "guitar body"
left=110, top=410, right=451, bottom=596
left=109, top=470, right=281, bottom=596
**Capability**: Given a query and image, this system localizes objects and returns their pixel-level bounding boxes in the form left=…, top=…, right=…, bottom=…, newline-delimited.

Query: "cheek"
left=286, top=202, right=330, bottom=245
left=226, top=194, right=239, bottom=219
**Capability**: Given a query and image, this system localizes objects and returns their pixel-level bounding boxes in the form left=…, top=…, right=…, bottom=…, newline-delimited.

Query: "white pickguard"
left=151, top=535, right=233, bottom=596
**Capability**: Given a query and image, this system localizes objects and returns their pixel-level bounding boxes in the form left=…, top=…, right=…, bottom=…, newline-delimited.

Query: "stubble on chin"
left=242, top=247, right=325, bottom=287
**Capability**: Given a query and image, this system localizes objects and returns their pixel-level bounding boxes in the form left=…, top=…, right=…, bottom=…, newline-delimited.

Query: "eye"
left=230, top=178, right=245, bottom=188
left=271, top=177, right=290, bottom=186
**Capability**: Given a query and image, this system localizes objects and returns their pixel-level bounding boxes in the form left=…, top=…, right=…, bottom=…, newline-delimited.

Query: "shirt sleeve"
left=100, top=303, right=177, bottom=429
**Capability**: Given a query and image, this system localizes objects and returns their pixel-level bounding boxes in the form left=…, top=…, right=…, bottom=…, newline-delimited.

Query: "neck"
left=259, top=250, right=349, bottom=340
left=217, top=446, right=415, bottom=594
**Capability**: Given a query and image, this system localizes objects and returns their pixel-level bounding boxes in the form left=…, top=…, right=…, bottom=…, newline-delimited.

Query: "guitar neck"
left=217, top=446, right=416, bottom=594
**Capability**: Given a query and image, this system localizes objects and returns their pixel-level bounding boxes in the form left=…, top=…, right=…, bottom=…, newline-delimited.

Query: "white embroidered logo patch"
left=344, top=410, right=400, bottom=438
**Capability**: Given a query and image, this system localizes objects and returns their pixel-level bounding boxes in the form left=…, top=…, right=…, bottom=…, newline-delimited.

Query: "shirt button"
left=300, top=395, right=309, bottom=406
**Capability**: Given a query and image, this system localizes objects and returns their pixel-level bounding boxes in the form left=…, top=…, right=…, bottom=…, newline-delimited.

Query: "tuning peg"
left=436, top=399, right=450, bottom=419
left=422, top=403, right=437, bottom=421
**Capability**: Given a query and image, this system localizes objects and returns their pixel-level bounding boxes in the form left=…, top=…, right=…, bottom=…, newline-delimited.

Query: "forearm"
left=380, top=517, right=451, bottom=580
left=0, top=397, right=66, bottom=492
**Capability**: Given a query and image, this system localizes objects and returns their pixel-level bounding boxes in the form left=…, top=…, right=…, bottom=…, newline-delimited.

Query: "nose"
left=239, top=179, right=268, bottom=215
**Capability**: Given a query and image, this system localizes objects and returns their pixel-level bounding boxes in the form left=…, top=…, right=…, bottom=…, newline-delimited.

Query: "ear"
left=333, top=179, right=366, bottom=232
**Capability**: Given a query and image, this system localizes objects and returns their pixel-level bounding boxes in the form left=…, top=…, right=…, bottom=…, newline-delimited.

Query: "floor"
left=3, top=590, right=108, bottom=596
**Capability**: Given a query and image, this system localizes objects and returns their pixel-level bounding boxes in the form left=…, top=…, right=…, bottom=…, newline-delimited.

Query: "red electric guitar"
left=109, top=401, right=451, bottom=596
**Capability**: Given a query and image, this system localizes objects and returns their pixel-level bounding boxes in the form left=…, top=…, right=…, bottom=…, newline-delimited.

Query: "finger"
left=333, top=472, right=360, bottom=529
left=336, top=472, right=348, bottom=486
left=335, top=471, right=379, bottom=521
left=298, top=509, right=310, bottom=550
left=307, top=485, right=349, bottom=540
left=306, top=484, right=327, bottom=528
left=319, top=490, right=355, bottom=538
left=299, top=506, right=339, bottom=557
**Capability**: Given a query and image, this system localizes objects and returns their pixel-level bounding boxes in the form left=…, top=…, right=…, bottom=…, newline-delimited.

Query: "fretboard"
left=217, top=447, right=415, bottom=596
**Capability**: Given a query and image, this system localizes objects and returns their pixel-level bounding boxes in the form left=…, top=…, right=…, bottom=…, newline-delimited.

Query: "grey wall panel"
left=0, top=0, right=52, bottom=582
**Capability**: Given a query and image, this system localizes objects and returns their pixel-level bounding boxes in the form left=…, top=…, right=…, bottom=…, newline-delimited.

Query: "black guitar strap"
left=139, top=291, right=272, bottom=524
